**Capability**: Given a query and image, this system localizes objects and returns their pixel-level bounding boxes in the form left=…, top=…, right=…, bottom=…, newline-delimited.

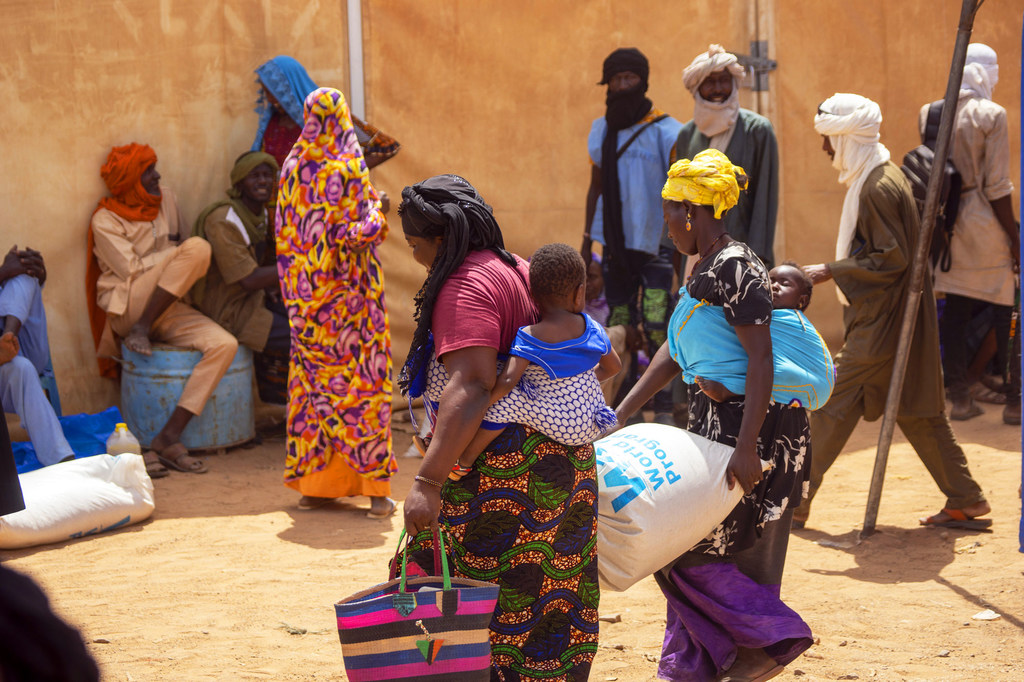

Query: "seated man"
left=89, top=143, right=238, bottom=475
left=0, top=246, right=75, bottom=467
left=192, top=151, right=289, bottom=401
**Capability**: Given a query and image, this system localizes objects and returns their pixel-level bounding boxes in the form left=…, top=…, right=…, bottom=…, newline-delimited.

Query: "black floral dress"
left=684, top=241, right=810, bottom=556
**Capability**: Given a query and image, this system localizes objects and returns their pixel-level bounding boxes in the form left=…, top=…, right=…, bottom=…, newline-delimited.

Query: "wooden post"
left=861, top=0, right=985, bottom=536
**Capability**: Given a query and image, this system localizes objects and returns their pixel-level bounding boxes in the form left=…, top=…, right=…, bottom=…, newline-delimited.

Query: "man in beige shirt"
left=91, top=143, right=237, bottom=475
left=920, top=43, right=1019, bottom=423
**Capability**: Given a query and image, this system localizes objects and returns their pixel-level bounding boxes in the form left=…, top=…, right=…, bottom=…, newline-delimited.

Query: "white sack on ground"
left=595, top=423, right=744, bottom=592
left=0, top=454, right=155, bottom=549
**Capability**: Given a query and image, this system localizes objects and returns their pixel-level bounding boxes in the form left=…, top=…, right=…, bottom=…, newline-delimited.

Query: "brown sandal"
left=156, top=442, right=208, bottom=474
left=142, top=451, right=170, bottom=479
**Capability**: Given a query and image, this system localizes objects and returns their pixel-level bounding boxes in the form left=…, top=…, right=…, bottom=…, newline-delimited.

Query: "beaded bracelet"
left=414, top=474, right=446, bottom=489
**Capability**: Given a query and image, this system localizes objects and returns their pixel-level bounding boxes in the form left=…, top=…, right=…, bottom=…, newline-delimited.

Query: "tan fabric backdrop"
left=0, top=0, right=1019, bottom=414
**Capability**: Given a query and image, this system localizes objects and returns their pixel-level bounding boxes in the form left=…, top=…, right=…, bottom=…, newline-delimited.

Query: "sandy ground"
left=3, top=405, right=1023, bottom=682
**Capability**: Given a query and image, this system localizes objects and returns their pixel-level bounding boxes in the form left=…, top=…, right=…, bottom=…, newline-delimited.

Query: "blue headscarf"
left=250, top=56, right=319, bottom=151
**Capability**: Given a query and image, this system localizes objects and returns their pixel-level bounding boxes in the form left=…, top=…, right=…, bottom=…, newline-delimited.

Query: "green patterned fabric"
left=409, top=425, right=599, bottom=680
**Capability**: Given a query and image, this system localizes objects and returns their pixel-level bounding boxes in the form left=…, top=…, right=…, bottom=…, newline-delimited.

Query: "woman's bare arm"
left=729, top=324, right=773, bottom=494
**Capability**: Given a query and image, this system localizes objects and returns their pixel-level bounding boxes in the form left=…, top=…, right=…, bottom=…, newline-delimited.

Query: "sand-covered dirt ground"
left=3, top=405, right=1023, bottom=681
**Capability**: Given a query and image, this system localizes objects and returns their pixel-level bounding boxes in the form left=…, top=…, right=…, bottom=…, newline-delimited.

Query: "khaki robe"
left=196, top=204, right=273, bottom=351
left=91, top=187, right=187, bottom=317
left=825, top=162, right=945, bottom=421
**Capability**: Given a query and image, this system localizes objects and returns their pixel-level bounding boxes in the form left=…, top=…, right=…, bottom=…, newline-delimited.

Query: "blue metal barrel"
left=120, top=344, right=255, bottom=451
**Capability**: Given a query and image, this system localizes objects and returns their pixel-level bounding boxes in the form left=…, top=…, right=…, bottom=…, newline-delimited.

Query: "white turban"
left=682, top=44, right=746, bottom=93
left=814, top=94, right=891, bottom=299
left=683, top=44, right=747, bottom=142
left=962, top=43, right=998, bottom=100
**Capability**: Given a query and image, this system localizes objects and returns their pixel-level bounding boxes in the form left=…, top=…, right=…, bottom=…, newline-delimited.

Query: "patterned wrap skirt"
left=409, top=424, right=600, bottom=681
left=685, top=384, right=810, bottom=557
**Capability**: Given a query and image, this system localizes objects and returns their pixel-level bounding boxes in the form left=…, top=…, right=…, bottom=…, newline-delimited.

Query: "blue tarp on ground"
left=13, top=406, right=123, bottom=474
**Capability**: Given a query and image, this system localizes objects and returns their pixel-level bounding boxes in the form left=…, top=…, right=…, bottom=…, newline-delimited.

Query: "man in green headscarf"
left=193, top=152, right=289, bottom=393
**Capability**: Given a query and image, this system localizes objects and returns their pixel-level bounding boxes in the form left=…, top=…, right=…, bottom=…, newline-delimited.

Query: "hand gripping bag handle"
left=389, top=527, right=452, bottom=592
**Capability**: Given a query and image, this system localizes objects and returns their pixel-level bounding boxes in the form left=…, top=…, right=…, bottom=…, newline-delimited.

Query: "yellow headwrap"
left=661, top=149, right=748, bottom=219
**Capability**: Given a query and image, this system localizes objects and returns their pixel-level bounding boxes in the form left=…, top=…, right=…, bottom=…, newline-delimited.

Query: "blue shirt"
left=588, top=111, right=683, bottom=256
left=509, top=314, right=610, bottom=379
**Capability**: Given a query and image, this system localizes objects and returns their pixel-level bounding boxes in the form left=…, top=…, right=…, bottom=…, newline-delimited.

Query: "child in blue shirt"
left=450, top=243, right=621, bottom=479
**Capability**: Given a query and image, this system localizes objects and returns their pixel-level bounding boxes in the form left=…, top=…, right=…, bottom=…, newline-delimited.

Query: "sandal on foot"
left=366, top=497, right=396, bottom=519
left=297, top=495, right=336, bottom=510
left=412, top=435, right=428, bottom=456
left=156, top=442, right=208, bottom=474
left=919, top=507, right=992, bottom=531
left=719, top=664, right=785, bottom=682
left=449, top=461, right=473, bottom=481
left=950, top=399, right=983, bottom=421
left=969, top=381, right=1007, bottom=405
left=142, top=451, right=170, bottom=479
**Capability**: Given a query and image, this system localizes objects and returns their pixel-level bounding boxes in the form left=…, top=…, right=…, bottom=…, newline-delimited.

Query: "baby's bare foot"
left=696, top=376, right=738, bottom=403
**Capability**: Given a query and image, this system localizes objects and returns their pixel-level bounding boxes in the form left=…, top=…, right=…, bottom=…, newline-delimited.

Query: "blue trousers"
left=0, top=275, right=73, bottom=466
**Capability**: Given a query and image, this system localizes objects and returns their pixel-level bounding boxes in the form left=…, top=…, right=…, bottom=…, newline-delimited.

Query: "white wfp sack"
left=0, top=454, right=155, bottom=549
left=595, top=423, right=745, bottom=592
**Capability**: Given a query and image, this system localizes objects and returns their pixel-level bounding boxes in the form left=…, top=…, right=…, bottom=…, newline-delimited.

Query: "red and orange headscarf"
left=96, top=143, right=162, bottom=221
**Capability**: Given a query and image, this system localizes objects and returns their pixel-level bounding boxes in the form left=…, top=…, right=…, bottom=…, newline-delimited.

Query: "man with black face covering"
left=581, top=47, right=683, bottom=423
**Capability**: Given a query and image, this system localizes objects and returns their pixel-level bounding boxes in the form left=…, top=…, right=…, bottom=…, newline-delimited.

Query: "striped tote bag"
left=335, top=529, right=499, bottom=681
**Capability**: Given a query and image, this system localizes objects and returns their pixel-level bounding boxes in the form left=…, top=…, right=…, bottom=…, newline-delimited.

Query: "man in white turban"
left=673, top=44, right=779, bottom=267
left=918, top=43, right=1019, bottom=424
left=797, top=93, right=990, bottom=531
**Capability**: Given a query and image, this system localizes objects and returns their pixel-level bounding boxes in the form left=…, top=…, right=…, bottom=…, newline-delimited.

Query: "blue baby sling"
left=668, top=289, right=835, bottom=410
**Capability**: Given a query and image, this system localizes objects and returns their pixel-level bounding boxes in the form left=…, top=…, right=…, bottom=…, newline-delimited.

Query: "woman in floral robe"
left=276, top=87, right=395, bottom=517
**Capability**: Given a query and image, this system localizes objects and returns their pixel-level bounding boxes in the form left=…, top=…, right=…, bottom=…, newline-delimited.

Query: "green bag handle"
left=396, top=527, right=452, bottom=593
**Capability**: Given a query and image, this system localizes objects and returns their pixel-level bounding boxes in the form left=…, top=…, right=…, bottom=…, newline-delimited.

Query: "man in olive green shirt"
left=799, top=94, right=989, bottom=530
left=194, top=152, right=289, bottom=399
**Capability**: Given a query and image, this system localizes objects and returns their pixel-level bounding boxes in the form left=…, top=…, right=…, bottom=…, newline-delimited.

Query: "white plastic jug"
left=106, top=422, right=142, bottom=456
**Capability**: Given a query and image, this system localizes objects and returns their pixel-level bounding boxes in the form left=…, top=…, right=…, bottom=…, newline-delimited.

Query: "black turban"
left=599, top=47, right=650, bottom=86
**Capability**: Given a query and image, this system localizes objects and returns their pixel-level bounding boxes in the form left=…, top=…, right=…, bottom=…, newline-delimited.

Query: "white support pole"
left=347, top=0, right=366, bottom=120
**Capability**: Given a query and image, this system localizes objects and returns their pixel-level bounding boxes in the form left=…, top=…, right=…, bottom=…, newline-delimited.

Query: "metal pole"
left=347, top=0, right=366, bottom=120
left=861, top=0, right=983, bottom=536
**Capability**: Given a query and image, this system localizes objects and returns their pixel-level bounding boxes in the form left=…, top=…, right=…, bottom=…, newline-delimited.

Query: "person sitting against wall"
left=0, top=245, right=75, bottom=468
left=192, top=151, right=289, bottom=403
left=87, top=143, right=238, bottom=475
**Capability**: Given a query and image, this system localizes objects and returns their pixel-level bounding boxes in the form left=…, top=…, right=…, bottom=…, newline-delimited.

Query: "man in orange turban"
left=89, top=143, right=238, bottom=476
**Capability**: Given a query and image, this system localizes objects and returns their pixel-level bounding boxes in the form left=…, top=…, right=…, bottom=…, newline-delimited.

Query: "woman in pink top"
left=399, top=175, right=600, bottom=681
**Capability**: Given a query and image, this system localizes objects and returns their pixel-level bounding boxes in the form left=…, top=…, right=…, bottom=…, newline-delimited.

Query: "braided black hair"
left=397, top=174, right=517, bottom=394
left=529, top=243, right=586, bottom=301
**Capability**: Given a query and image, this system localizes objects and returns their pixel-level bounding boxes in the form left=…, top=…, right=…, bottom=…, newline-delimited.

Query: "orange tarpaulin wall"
left=0, top=0, right=1019, bottom=414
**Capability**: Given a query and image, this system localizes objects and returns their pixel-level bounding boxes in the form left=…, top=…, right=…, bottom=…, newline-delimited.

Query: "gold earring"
left=685, top=212, right=693, bottom=232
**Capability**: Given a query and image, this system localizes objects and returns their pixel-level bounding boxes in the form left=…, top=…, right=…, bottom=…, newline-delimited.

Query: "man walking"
left=798, top=93, right=990, bottom=530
